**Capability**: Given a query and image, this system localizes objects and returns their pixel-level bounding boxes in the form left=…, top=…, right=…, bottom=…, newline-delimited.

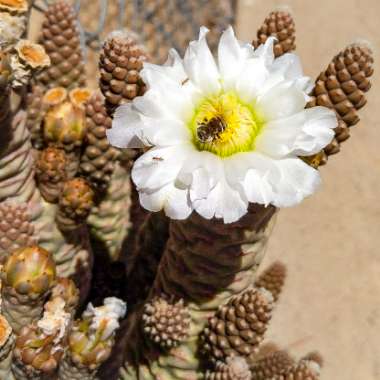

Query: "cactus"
left=99, top=30, right=148, bottom=116
left=142, top=294, right=190, bottom=350
left=255, top=262, right=287, bottom=302
left=201, top=287, right=274, bottom=363
left=12, top=297, right=71, bottom=379
left=58, top=297, right=126, bottom=380
left=252, top=10, right=296, bottom=57
left=205, top=356, right=252, bottom=380
left=43, top=89, right=89, bottom=178
left=0, top=315, right=14, bottom=379
left=306, top=43, right=374, bottom=161
left=35, top=147, right=67, bottom=203
left=56, top=178, right=94, bottom=232
left=0, top=201, right=36, bottom=263
left=35, top=0, right=86, bottom=89
left=0, top=3, right=375, bottom=380
left=1, top=245, right=56, bottom=334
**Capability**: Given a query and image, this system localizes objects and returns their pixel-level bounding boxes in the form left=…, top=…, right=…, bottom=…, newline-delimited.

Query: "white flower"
left=84, top=297, right=126, bottom=341
left=107, top=27, right=337, bottom=223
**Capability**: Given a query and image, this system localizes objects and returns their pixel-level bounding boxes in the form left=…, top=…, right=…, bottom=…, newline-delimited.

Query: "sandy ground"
left=236, top=1, right=380, bottom=379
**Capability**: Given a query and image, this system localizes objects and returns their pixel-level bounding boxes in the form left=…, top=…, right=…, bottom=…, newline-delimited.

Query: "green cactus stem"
left=120, top=204, right=277, bottom=379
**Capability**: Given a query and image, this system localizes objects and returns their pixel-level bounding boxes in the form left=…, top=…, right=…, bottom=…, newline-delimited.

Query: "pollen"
left=190, top=92, right=261, bottom=157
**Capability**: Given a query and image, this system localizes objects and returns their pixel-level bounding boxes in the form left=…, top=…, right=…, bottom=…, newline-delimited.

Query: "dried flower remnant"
left=10, top=40, right=50, bottom=88
left=58, top=297, right=126, bottom=379
left=13, top=297, right=71, bottom=377
left=0, top=12, right=25, bottom=48
left=43, top=86, right=68, bottom=107
left=0, top=315, right=14, bottom=378
left=51, top=277, right=79, bottom=314
left=0, top=0, right=28, bottom=15
left=43, top=101, right=86, bottom=147
left=69, top=87, right=92, bottom=109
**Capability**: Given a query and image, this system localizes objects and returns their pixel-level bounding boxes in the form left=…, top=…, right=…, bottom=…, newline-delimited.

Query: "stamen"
left=189, top=91, right=262, bottom=157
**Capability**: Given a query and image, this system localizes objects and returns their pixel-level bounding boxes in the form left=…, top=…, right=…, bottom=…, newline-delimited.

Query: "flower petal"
left=107, top=103, right=146, bottom=148
left=271, top=158, right=321, bottom=207
left=183, top=27, right=221, bottom=95
left=139, top=183, right=192, bottom=220
left=271, top=52, right=314, bottom=96
left=256, top=81, right=307, bottom=121
left=255, top=107, right=337, bottom=158
left=132, top=145, right=190, bottom=191
left=141, top=67, right=194, bottom=120
left=253, top=36, right=276, bottom=66
left=218, top=26, right=254, bottom=89
left=240, top=153, right=321, bottom=207
left=235, top=58, right=269, bottom=102
left=193, top=178, right=248, bottom=223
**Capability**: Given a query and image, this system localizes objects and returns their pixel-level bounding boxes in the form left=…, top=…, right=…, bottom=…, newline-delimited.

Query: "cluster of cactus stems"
left=0, top=0, right=375, bottom=379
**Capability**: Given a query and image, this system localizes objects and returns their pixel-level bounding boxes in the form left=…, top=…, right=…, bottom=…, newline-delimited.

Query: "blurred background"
left=30, top=1, right=380, bottom=378
left=237, top=2, right=380, bottom=380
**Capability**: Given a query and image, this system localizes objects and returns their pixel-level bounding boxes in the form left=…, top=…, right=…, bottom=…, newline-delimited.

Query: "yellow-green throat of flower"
left=190, top=91, right=262, bottom=157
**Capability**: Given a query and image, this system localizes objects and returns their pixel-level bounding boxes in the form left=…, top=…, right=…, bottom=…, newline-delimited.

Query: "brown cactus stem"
left=250, top=350, right=295, bottom=380
left=121, top=204, right=277, bottom=379
left=205, top=356, right=252, bottom=380
left=99, top=30, right=148, bottom=117
left=0, top=201, right=36, bottom=263
left=0, top=315, right=14, bottom=379
left=36, top=0, right=86, bottom=89
left=79, top=92, right=119, bottom=194
left=25, top=85, right=45, bottom=150
left=35, top=146, right=68, bottom=203
left=305, top=43, right=374, bottom=166
left=56, top=178, right=94, bottom=232
left=255, top=261, right=287, bottom=302
left=252, top=10, right=296, bottom=57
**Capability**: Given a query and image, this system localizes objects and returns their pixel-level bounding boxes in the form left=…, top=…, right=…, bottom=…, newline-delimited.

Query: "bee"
left=197, top=116, right=227, bottom=143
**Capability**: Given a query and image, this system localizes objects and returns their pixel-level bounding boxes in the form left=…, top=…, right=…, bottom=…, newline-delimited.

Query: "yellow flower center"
left=189, top=91, right=262, bottom=157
